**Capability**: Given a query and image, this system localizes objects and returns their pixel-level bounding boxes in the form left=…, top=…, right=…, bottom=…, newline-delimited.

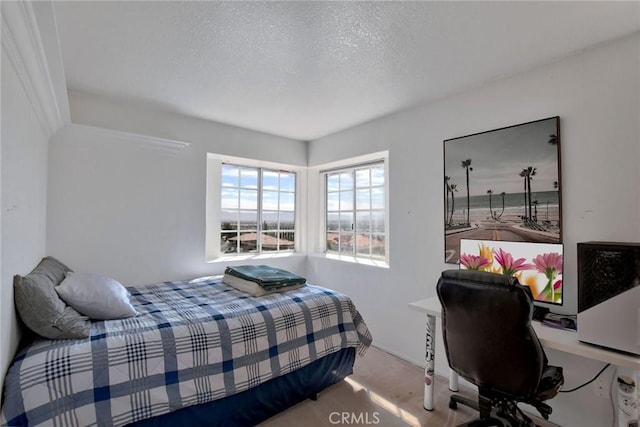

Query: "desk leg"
left=424, top=313, right=436, bottom=411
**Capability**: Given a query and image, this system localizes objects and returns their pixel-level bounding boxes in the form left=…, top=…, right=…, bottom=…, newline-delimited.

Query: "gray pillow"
left=14, top=256, right=91, bottom=339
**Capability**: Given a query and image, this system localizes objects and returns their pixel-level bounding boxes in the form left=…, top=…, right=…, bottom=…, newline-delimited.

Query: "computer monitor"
left=459, top=239, right=563, bottom=306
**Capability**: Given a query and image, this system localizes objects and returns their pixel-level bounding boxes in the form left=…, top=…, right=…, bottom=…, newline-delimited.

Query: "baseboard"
left=369, top=344, right=426, bottom=371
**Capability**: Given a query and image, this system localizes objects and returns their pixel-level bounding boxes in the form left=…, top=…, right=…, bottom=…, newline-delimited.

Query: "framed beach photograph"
left=443, top=117, right=561, bottom=264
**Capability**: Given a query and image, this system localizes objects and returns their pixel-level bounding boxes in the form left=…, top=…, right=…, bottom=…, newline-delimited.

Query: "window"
left=220, top=164, right=296, bottom=254
left=325, top=162, right=386, bottom=259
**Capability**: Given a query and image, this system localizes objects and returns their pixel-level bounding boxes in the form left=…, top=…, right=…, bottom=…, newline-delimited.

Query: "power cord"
left=559, top=363, right=611, bottom=393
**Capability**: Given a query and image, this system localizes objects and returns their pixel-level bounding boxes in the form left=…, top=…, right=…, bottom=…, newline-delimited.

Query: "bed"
left=1, top=270, right=372, bottom=427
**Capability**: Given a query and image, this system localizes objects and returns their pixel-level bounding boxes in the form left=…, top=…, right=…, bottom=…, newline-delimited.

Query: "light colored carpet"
left=259, top=346, right=479, bottom=427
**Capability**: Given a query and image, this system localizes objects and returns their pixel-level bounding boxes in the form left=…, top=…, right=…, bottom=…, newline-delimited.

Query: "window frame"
left=314, top=151, right=389, bottom=265
left=206, top=154, right=306, bottom=261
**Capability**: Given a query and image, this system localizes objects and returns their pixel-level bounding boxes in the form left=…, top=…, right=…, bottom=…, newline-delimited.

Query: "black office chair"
left=436, top=270, right=564, bottom=427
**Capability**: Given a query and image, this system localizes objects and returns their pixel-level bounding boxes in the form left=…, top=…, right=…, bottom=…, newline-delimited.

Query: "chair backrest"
left=436, top=269, right=546, bottom=399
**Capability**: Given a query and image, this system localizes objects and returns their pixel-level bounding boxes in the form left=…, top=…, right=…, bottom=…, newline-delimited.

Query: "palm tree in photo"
left=519, top=169, right=529, bottom=221
left=487, top=189, right=493, bottom=218
left=461, top=159, right=473, bottom=226
left=498, top=191, right=506, bottom=220
left=449, top=184, right=458, bottom=225
left=548, top=134, right=558, bottom=145
left=526, top=166, right=537, bottom=222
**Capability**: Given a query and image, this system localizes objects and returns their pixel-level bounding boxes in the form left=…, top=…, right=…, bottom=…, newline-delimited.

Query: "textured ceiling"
left=53, top=1, right=640, bottom=141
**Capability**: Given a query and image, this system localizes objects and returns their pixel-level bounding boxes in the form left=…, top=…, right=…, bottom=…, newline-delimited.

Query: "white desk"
left=409, top=296, right=640, bottom=411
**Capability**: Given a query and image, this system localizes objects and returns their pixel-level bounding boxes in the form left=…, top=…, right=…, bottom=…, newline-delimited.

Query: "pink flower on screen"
left=460, top=254, right=491, bottom=270
left=553, top=279, right=562, bottom=290
left=534, top=252, right=563, bottom=280
left=493, top=248, right=534, bottom=276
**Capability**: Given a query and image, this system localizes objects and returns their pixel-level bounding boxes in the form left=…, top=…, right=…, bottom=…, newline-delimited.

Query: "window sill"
left=308, top=253, right=389, bottom=269
left=208, top=252, right=389, bottom=269
left=207, top=252, right=306, bottom=264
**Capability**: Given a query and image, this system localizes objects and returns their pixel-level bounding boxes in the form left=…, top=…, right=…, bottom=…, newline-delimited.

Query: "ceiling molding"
left=1, top=1, right=65, bottom=137
left=70, top=124, right=191, bottom=154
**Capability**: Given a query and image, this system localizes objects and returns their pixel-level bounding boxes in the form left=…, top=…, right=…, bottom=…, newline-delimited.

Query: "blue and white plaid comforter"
left=1, top=276, right=372, bottom=427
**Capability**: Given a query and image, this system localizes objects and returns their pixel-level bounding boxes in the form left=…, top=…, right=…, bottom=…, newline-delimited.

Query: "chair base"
left=457, top=420, right=510, bottom=427
left=449, top=393, right=537, bottom=427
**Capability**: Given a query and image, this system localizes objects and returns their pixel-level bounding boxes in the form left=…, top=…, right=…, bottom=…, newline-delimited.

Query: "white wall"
left=306, top=33, right=640, bottom=427
left=0, top=1, right=66, bottom=382
left=0, top=48, right=50, bottom=379
left=47, top=92, right=308, bottom=285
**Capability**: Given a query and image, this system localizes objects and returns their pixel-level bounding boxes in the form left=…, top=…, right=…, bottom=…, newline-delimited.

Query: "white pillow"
left=56, top=272, right=137, bottom=320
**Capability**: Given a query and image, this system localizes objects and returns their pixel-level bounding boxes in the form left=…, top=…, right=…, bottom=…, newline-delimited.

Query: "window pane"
left=339, top=172, right=353, bottom=190
left=239, top=211, right=257, bottom=230
left=327, top=192, right=339, bottom=212
left=240, top=189, right=258, bottom=209
left=220, top=210, right=238, bottom=230
left=356, top=233, right=371, bottom=256
left=222, top=165, right=240, bottom=188
left=371, top=211, right=385, bottom=233
left=221, top=231, right=238, bottom=253
left=279, top=231, right=295, bottom=250
left=371, top=187, right=384, bottom=209
left=280, top=211, right=295, bottom=229
left=340, top=212, right=353, bottom=231
left=355, top=169, right=370, bottom=187
left=240, top=168, right=258, bottom=189
left=327, top=174, right=340, bottom=192
left=371, top=234, right=385, bottom=257
left=262, top=211, right=278, bottom=230
left=238, top=231, right=258, bottom=253
left=338, top=233, right=353, bottom=254
left=280, top=192, right=295, bottom=212
left=326, top=232, right=339, bottom=251
left=356, top=211, right=371, bottom=232
left=221, top=189, right=239, bottom=209
left=356, top=189, right=370, bottom=210
left=371, top=165, right=385, bottom=186
left=280, top=172, right=295, bottom=192
left=339, top=190, right=353, bottom=211
left=262, top=190, right=279, bottom=210
left=261, top=232, right=278, bottom=251
left=327, top=213, right=340, bottom=231
left=262, top=170, right=279, bottom=191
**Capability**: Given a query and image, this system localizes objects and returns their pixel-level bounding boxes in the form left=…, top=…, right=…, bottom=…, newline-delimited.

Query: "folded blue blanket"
left=225, top=265, right=306, bottom=290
